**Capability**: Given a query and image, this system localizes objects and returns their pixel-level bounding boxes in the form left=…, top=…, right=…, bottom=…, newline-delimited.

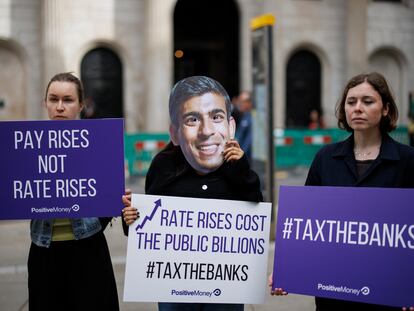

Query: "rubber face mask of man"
left=170, top=92, right=236, bottom=175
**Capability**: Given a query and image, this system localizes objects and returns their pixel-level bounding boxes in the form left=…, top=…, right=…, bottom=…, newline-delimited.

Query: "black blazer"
left=306, top=133, right=414, bottom=188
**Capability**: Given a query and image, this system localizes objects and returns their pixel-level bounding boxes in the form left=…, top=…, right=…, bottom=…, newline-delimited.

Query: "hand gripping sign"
left=124, top=194, right=272, bottom=304
left=273, top=185, right=414, bottom=308
left=0, top=119, right=125, bottom=219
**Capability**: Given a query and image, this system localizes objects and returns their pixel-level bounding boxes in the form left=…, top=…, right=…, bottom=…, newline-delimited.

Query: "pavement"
left=0, top=167, right=316, bottom=311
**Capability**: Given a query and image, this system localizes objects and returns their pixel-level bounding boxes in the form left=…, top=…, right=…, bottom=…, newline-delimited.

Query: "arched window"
left=173, top=0, right=239, bottom=97
left=81, top=47, right=123, bottom=118
left=286, top=50, right=321, bottom=128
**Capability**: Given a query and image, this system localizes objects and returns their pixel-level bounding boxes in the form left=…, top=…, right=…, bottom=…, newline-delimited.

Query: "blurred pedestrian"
left=308, top=109, right=325, bottom=130
left=235, top=91, right=253, bottom=161
left=408, top=91, right=414, bottom=147
left=28, top=72, right=119, bottom=311
left=231, top=94, right=241, bottom=127
left=408, top=115, right=414, bottom=147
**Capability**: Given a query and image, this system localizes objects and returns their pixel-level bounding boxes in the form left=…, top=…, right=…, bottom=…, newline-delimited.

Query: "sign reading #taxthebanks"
left=124, top=194, right=271, bottom=303
left=273, top=185, right=414, bottom=307
left=0, top=119, right=124, bottom=220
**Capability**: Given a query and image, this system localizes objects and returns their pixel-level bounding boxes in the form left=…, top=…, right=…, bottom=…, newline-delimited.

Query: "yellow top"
left=250, top=14, right=276, bottom=30
left=52, top=218, right=75, bottom=241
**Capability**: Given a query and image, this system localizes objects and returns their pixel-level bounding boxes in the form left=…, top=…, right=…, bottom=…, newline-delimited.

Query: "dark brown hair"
left=335, top=72, right=398, bottom=133
left=44, top=72, right=84, bottom=103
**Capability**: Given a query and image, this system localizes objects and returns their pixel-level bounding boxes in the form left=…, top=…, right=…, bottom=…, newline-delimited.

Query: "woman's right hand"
left=122, top=189, right=139, bottom=226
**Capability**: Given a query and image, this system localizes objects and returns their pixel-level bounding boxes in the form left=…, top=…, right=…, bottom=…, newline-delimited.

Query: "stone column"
left=346, top=0, right=369, bottom=78
left=42, top=0, right=66, bottom=81
left=41, top=0, right=67, bottom=120
left=238, top=0, right=265, bottom=92
left=144, top=0, right=175, bottom=132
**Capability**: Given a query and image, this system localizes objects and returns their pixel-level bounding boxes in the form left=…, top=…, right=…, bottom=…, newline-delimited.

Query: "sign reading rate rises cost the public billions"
left=124, top=194, right=272, bottom=304
left=273, top=185, right=414, bottom=308
left=0, top=119, right=125, bottom=220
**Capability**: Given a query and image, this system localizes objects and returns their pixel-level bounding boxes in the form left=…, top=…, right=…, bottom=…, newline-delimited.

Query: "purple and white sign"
left=273, top=185, right=414, bottom=307
left=124, top=194, right=272, bottom=303
left=0, top=119, right=125, bottom=219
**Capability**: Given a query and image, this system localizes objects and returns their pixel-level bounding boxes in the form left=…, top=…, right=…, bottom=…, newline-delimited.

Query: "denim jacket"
left=30, top=217, right=102, bottom=248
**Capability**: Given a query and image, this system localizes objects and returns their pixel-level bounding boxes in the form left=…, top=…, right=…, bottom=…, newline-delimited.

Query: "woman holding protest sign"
left=270, top=72, right=414, bottom=310
left=305, top=72, right=414, bottom=310
left=28, top=72, right=119, bottom=310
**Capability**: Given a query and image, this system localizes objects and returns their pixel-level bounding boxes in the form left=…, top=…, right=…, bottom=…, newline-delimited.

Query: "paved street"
left=0, top=168, right=315, bottom=311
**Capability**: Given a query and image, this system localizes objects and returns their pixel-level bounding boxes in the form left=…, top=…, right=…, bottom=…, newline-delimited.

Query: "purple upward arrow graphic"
left=135, top=199, right=162, bottom=231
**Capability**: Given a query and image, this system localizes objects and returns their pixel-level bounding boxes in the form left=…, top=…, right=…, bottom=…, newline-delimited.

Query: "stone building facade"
left=0, top=0, right=413, bottom=131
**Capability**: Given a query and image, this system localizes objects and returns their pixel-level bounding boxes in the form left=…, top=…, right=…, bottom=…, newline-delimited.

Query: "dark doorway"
left=81, top=47, right=123, bottom=118
left=286, top=50, right=321, bottom=128
left=174, top=0, right=239, bottom=98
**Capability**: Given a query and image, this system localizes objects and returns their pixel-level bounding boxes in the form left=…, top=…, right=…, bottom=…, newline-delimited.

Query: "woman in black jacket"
left=307, top=73, right=414, bottom=310
left=271, top=72, right=414, bottom=310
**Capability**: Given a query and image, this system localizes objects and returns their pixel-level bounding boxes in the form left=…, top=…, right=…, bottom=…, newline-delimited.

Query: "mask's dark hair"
left=169, top=76, right=231, bottom=128
left=335, top=72, right=398, bottom=133
left=45, top=72, right=84, bottom=103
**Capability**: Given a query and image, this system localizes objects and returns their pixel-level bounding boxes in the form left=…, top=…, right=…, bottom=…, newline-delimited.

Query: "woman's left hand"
left=223, top=139, right=244, bottom=162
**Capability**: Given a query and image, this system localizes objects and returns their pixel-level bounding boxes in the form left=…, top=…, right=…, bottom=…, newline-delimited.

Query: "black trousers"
left=316, top=297, right=401, bottom=311
left=28, top=231, right=119, bottom=311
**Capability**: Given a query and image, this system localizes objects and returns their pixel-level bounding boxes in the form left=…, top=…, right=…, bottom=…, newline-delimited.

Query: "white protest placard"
left=124, top=194, right=271, bottom=304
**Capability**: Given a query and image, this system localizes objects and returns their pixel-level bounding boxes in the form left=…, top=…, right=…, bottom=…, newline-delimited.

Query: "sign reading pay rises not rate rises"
left=0, top=119, right=125, bottom=219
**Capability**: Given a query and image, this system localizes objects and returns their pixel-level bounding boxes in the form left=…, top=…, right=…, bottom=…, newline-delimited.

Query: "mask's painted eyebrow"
left=181, top=108, right=227, bottom=122
left=182, top=108, right=226, bottom=118
left=182, top=111, right=202, bottom=120
left=209, top=108, right=226, bottom=116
